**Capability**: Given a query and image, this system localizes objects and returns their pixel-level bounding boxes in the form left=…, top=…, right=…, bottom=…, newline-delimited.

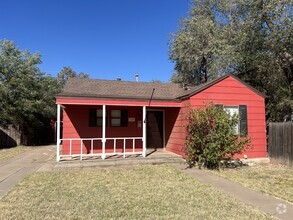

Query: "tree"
left=169, top=0, right=228, bottom=85
left=0, top=40, right=59, bottom=145
left=57, top=66, right=89, bottom=87
left=169, top=0, right=292, bottom=121
left=231, top=0, right=293, bottom=121
left=185, top=103, right=251, bottom=169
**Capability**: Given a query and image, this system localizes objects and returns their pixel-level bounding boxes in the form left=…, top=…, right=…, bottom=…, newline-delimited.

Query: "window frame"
left=216, top=104, right=248, bottom=137
left=223, top=106, right=240, bottom=135
left=110, top=109, right=128, bottom=127
left=110, top=110, right=121, bottom=127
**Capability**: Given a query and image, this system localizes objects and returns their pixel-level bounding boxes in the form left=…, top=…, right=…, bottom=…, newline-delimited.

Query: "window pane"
left=111, top=110, right=121, bottom=117
left=224, top=106, right=239, bottom=116
left=97, top=118, right=103, bottom=127
left=111, top=118, right=121, bottom=126
left=224, top=106, right=239, bottom=134
left=96, top=109, right=103, bottom=117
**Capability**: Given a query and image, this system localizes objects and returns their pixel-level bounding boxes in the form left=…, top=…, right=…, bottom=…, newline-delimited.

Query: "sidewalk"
left=172, top=163, right=293, bottom=220
left=0, top=146, right=54, bottom=199
left=48, top=149, right=184, bottom=170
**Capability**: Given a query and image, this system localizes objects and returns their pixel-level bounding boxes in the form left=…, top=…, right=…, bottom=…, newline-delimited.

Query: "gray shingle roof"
left=56, top=74, right=266, bottom=101
left=57, top=77, right=191, bottom=100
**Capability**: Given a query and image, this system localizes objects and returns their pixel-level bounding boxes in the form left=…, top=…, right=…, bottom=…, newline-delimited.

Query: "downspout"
left=148, top=88, right=155, bottom=107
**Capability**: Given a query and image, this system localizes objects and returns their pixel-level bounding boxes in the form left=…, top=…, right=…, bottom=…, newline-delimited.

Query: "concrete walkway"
left=0, top=146, right=54, bottom=199
left=41, top=149, right=184, bottom=171
left=172, top=163, right=293, bottom=220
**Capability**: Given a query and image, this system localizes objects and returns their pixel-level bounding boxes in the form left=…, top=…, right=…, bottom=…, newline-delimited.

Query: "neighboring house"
left=55, top=74, right=267, bottom=161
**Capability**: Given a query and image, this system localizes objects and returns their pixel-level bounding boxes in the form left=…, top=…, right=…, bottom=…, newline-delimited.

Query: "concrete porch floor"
left=40, top=148, right=185, bottom=171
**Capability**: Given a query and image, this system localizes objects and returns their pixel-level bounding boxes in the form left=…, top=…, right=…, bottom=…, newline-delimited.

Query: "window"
left=218, top=105, right=248, bottom=136
left=89, top=109, right=105, bottom=127
left=111, top=110, right=128, bottom=127
left=224, top=106, right=240, bottom=134
left=111, top=110, right=121, bottom=127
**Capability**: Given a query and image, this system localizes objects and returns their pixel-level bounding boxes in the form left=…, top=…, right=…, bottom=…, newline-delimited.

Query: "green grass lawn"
left=211, top=163, right=293, bottom=203
left=0, top=146, right=34, bottom=160
left=0, top=165, right=273, bottom=220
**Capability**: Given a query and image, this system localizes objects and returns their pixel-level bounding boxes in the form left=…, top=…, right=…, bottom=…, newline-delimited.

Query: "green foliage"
left=169, top=0, right=293, bottom=121
left=0, top=40, right=59, bottom=145
left=0, top=40, right=92, bottom=145
left=185, top=103, right=251, bottom=169
left=57, top=66, right=89, bottom=87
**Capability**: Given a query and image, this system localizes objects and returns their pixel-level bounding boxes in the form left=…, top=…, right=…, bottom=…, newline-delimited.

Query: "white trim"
left=102, top=105, right=106, bottom=159
left=142, top=106, right=147, bottom=157
left=58, top=137, right=143, bottom=160
left=146, top=109, right=166, bottom=149
left=56, top=102, right=181, bottom=107
left=56, top=104, right=61, bottom=162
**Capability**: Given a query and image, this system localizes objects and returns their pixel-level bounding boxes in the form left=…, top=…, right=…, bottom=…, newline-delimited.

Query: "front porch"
left=56, top=103, right=180, bottom=161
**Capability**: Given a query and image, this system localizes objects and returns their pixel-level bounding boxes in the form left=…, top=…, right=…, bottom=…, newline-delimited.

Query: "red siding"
left=166, top=76, right=267, bottom=159
left=190, top=76, right=266, bottom=158
left=148, top=107, right=181, bottom=147
left=62, top=105, right=143, bottom=154
left=62, top=106, right=182, bottom=155
left=165, top=99, right=190, bottom=156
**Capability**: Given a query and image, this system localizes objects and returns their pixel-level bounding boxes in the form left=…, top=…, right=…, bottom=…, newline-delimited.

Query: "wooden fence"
left=0, top=125, right=21, bottom=148
left=268, top=122, right=293, bottom=166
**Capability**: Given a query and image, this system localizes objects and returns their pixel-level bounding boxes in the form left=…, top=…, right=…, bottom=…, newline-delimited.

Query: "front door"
left=147, top=111, right=163, bottom=149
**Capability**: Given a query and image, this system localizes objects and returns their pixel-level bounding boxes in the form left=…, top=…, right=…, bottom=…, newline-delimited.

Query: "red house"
left=55, top=74, right=267, bottom=161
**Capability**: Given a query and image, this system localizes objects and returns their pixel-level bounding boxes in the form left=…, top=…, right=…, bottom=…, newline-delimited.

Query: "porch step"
left=54, top=154, right=185, bottom=170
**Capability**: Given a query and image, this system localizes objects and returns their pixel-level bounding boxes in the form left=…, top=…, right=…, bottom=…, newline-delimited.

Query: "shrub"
left=184, top=103, right=251, bottom=169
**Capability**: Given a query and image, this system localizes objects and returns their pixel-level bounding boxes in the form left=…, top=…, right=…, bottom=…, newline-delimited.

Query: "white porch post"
left=102, top=105, right=106, bottom=159
left=56, top=104, right=61, bottom=162
left=142, top=106, right=146, bottom=157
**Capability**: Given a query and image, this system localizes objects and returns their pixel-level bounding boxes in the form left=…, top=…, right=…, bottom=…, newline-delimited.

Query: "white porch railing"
left=58, top=137, right=144, bottom=161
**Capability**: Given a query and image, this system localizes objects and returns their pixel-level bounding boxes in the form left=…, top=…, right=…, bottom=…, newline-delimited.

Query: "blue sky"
left=0, top=0, right=190, bottom=82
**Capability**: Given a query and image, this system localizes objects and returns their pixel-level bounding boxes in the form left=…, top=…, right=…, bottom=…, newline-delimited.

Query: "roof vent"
left=135, top=73, right=139, bottom=82
left=117, top=78, right=121, bottom=81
